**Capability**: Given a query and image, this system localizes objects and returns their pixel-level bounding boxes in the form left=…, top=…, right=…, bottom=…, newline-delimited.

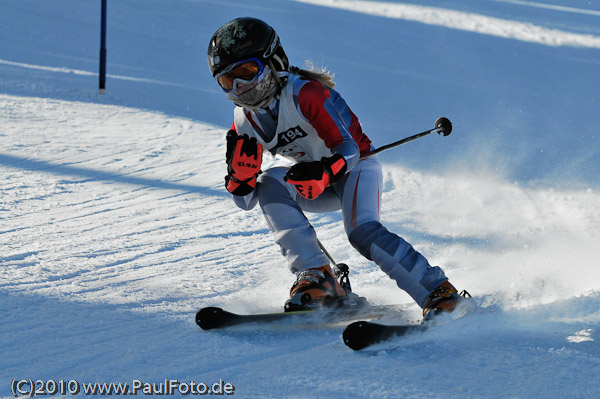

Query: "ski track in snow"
left=2, top=94, right=599, bottom=398
left=296, top=0, right=600, bottom=48
left=0, top=58, right=220, bottom=94
left=493, top=0, right=600, bottom=17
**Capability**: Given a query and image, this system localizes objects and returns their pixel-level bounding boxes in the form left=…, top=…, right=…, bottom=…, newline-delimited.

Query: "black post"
left=99, top=0, right=107, bottom=94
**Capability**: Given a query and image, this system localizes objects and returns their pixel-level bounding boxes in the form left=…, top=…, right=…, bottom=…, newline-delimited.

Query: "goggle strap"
left=267, top=60, right=284, bottom=87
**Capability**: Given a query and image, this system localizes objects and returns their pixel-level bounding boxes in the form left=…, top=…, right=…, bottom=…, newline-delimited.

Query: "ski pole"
left=360, top=117, right=452, bottom=159
left=317, top=239, right=351, bottom=292
left=317, top=239, right=338, bottom=268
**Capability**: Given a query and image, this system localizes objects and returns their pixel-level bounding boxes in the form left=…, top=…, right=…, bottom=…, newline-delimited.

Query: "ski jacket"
left=231, top=72, right=372, bottom=171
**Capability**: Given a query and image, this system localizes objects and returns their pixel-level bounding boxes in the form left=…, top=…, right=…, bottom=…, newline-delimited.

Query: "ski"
left=196, top=302, right=410, bottom=330
left=342, top=294, right=479, bottom=350
left=342, top=320, right=428, bottom=350
left=196, top=307, right=315, bottom=330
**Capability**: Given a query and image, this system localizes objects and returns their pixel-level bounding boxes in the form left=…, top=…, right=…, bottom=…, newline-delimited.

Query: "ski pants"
left=232, top=156, right=448, bottom=307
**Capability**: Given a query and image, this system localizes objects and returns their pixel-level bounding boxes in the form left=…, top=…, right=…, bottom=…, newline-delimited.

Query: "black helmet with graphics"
left=207, top=17, right=289, bottom=109
left=208, top=17, right=288, bottom=77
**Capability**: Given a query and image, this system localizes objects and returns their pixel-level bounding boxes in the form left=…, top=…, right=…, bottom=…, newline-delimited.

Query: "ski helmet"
left=208, top=17, right=289, bottom=109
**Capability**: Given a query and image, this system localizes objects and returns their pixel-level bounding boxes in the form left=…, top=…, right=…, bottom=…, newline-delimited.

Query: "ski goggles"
left=215, top=58, right=264, bottom=92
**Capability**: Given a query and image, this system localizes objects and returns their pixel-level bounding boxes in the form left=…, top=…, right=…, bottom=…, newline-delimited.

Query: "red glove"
left=284, top=154, right=347, bottom=200
left=224, top=130, right=263, bottom=196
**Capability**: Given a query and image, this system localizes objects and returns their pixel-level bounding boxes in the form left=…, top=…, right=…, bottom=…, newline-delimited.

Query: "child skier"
left=207, top=17, right=467, bottom=317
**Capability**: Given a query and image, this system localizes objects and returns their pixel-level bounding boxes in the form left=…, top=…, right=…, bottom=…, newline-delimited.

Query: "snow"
left=1, top=0, right=599, bottom=398
left=298, top=0, right=600, bottom=47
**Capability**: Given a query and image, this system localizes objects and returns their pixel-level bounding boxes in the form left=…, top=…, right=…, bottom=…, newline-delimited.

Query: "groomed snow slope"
left=2, top=94, right=599, bottom=398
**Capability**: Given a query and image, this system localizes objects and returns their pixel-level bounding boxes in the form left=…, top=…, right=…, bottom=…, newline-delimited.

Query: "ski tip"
left=342, top=320, right=372, bottom=351
left=195, top=307, right=225, bottom=330
left=343, top=320, right=422, bottom=350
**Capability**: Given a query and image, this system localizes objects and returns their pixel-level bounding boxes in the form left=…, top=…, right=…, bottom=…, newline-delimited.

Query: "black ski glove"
left=283, top=154, right=347, bottom=199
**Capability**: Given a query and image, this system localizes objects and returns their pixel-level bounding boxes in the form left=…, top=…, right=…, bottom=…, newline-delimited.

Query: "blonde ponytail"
left=289, top=61, right=336, bottom=89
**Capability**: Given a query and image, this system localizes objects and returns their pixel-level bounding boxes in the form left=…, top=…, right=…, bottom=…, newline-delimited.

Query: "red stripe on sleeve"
left=297, top=80, right=344, bottom=149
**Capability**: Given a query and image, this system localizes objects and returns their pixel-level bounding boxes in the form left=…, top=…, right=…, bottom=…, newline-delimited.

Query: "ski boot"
left=284, top=265, right=348, bottom=312
left=422, top=281, right=472, bottom=320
